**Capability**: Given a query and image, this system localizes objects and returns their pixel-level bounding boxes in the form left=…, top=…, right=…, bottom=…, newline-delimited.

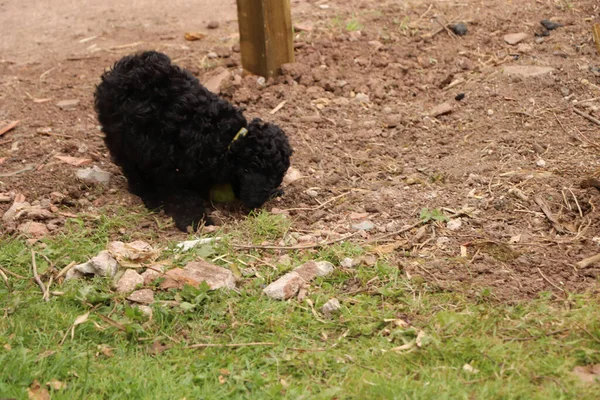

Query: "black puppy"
left=94, top=51, right=293, bottom=231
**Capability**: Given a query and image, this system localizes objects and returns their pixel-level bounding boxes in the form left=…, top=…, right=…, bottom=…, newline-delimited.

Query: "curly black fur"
left=94, top=51, right=293, bottom=231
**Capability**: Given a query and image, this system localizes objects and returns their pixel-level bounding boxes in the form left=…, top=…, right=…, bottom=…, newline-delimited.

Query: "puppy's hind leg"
left=162, top=190, right=213, bottom=232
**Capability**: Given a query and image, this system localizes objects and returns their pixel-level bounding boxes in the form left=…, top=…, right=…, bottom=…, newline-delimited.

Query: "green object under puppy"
left=209, top=183, right=237, bottom=203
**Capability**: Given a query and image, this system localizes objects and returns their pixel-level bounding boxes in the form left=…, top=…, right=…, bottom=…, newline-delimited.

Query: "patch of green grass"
left=419, top=208, right=448, bottom=223
left=2, top=210, right=600, bottom=399
left=330, top=15, right=364, bottom=33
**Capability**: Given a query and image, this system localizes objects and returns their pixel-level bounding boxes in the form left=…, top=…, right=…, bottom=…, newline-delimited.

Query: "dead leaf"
left=97, top=344, right=114, bottom=358
left=33, top=98, right=52, bottom=103
left=73, top=312, right=90, bottom=326
left=3, top=343, right=11, bottom=350
left=54, top=156, right=93, bottom=166
left=184, top=32, right=207, bottom=41
left=28, top=380, right=50, bottom=400
left=219, top=368, right=230, bottom=376
left=463, top=363, right=480, bottom=374
left=573, top=364, right=600, bottom=384
left=218, top=375, right=227, bottom=384
left=36, top=350, right=57, bottom=361
left=460, top=245, right=468, bottom=258
left=415, top=330, right=427, bottom=348
left=0, top=120, right=19, bottom=136
left=373, top=241, right=405, bottom=255
left=149, top=341, right=170, bottom=356
left=390, top=342, right=415, bottom=352
left=46, top=380, right=67, bottom=391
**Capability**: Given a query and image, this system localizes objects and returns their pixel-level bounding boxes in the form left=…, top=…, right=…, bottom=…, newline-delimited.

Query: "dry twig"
left=577, top=253, right=600, bottom=268
left=186, top=342, right=275, bottom=349
left=0, top=120, right=19, bottom=136
left=537, top=267, right=565, bottom=294
left=573, top=108, right=600, bottom=126
left=31, top=250, right=48, bottom=302
left=534, top=196, right=566, bottom=234
left=232, top=232, right=358, bottom=251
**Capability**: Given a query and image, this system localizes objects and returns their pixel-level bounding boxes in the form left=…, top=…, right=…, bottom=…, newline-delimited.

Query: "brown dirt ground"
left=2, top=0, right=600, bottom=300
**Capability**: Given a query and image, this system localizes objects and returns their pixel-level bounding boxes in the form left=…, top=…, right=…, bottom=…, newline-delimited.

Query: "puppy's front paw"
left=174, top=215, right=213, bottom=233
left=270, top=188, right=285, bottom=199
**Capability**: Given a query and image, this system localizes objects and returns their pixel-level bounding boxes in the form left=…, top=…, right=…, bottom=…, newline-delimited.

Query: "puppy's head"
left=228, top=119, right=293, bottom=209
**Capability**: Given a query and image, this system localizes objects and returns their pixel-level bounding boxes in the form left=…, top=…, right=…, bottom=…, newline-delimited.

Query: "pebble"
left=76, top=166, right=111, bottom=185
left=115, top=270, right=144, bottom=294
left=353, top=93, right=370, bottom=104
left=503, top=66, right=555, bottom=78
left=160, top=260, right=236, bottom=291
left=540, top=19, right=562, bottom=31
left=127, top=289, right=155, bottom=304
left=450, top=23, right=468, bottom=36
left=263, top=261, right=334, bottom=300
left=56, top=99, right=80, bottom=109
left=207, top=21, right=220, bottom=29
left=207, top=52, right=218, bottom=59
left=352, top=220, right=375, bottom=231
left=341, top=258, right=355, bottom=268
left=306, top=189, right=318, bottom=198
left=446, top=219, right=462, bottom=231
left=536, top=159, right=547, bottom=167
left=487, top=109, right=494, bottom=116
left=503, top=32, right=528, bottom=45
left=321, top=298, right=341, bottom=317
left=17, top=221, right=49, bottom=238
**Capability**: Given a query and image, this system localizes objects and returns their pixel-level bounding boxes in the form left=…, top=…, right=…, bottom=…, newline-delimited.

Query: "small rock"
left=516, top=43, right=533, bottom=54
left=306, top=189, right=318, bottom=198
left=136, top=305, right=153, bottom=318
left=560, top=87, right=570, bottom=97
left=203, top=70, right=230, bottom=93
left=207, top=52, right=218, bottom=59
left=283, top=167, right=303, bottom=185
left=450, top=23, right=468, bottom=36
left=455, top=93, right=465, bottom=101
left=536, top=159, right=547, bottom=167
left=321, top=298, right=341, bottom=317
left=76, top=166, right=111, bottom=185
left=341, top=258, right=355, bottom=268
left=504, top=32, right=528, bottom=45
left=56, top=99, right=80, bottom=109
left=127, top=289, right=154, bottom=304
left=540, top=19, right=562, bottom=31
left=348, top=31, right=362, bottom=41
left=115, top=269, right=144, bottom=293
left=352, top=220, right=375, bottom=231
left=141, top=265, right=164, bottom=285
left=487, top=109, right=494, bottom=116
left=262, top=273, right=305, bottom=300
left=503, top=66, right=555, bottom=78
left=385, top=115, right=402, bottom=128
left=66, top=250, right=119, bottom=280
left=446, top=219, right=462, bottom=231
left=160, top=260, right=236, bottom=290
left=294, top=21, right=314, bottom=32
left=263, top=260, right=334, bottom=300
left=17, top=221, right=49, bottom=238
left=430, top=102, right=453, bottom=117
left=353, top=93, right=370, bottom=104
left=368, top=40, right=383, bottom=49
left=206, top=21, right=220, bottom=29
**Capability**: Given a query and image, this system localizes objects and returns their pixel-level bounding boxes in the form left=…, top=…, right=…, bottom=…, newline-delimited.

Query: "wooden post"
left=236, top=0, right=295, bottom=77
